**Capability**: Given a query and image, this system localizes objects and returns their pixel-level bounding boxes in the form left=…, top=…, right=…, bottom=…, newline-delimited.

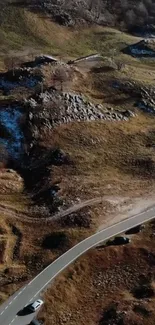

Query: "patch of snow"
left=0, top=77, right=38, bottom=92
left=0, top=79, right=17, bottom=91
left=130, top=47, right=155, bottom=56
left=0, top=107, right=24, bottom=159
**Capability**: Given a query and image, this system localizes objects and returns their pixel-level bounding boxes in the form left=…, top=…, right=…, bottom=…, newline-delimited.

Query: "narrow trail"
left=0, top=197, right=104, bottom=224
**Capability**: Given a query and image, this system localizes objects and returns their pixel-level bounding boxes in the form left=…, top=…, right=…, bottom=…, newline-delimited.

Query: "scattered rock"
left=59, top=209, right=92, bottom=228
left=132, top=24, right=155, bottom=39
left=25, top=88, right=135, bottom=139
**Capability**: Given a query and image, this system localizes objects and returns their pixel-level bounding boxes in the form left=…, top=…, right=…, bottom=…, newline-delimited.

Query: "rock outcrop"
left=25, top=88, right=136, bottom=141
left=112, top=79, right=155, bottom=114
left=137, top=87, right=155, bottom=114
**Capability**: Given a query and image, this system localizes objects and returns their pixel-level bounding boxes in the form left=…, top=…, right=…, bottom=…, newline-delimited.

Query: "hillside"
left=2, top=0, right=155, bottom=30
left=39, top=220, right=155, bottom=325
left=0, top=0, right=155, bottom=65
left=0, top=4, right=140, bottom=70
left=0, top=1, right=155, bottom=325
left=0, top=0, right=155, bottom=68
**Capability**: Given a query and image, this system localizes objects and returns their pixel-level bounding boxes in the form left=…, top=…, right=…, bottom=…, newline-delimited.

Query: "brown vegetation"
left=1, top=3, right=155, bottom=324
left=39, top=221, right=155, bottom=325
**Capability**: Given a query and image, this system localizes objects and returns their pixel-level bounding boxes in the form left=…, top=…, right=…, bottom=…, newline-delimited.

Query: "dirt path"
left=0, top=197, right=104, bottom=224
left=98, top=196, right=155, bottom=231
left=1, top=195, right=155, bottom=230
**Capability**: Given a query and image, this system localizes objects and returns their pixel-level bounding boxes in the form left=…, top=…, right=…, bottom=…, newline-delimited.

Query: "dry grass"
left=39, top=113, right=155, bottom=203
left=0, top=6, right=143, bottom=69
left=1, top=3, right=155, bottom=318
left=39, top=221, right=155, bottom=325
left=0, top=203, right=99, bottom=302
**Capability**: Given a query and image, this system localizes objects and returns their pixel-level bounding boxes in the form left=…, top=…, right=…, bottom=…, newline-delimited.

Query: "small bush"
left=133, top=305, right=152, bottom=317
left=42, top=232, right=69, bottom=250
left=132, top=284, right=154, bottom=299
left=59, top=210, right=91, bottom=228
left=99, top=305, right=124, bottom=325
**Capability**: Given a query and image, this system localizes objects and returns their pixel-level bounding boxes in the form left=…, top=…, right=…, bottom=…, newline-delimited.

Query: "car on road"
left=17, top=300, right=44, bottom=316
left=106, top=236, right=130, bottom=246
left=125, top=224, right=145, bottom=235
left=28, top=299, right=44, bottom=312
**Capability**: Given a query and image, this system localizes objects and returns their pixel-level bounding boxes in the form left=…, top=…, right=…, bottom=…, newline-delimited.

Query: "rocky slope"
left=26, top=0, right=155, bottom=30
left=25, top=88, right=135, bottom=144
left=2, top=0, right=155, bottom=31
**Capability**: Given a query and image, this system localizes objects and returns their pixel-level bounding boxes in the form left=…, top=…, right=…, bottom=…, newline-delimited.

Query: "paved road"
left=0, top=205, right=155, bottom=325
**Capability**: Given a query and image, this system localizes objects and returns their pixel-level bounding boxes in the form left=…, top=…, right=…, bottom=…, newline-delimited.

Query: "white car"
left=29, top=299, right=44, bottom=312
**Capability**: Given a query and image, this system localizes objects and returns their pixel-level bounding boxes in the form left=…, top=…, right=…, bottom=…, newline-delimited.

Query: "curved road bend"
left=0, top=205, right=155, bottom=325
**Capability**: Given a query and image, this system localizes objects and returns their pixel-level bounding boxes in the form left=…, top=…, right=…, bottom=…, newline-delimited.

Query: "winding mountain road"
left=0, top=203, right=155, bottom=324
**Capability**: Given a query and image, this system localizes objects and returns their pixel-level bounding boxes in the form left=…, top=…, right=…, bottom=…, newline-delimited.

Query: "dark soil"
left=42, top=232, right=70, bottom=251
left=132, top=284, right=154, bottom=299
